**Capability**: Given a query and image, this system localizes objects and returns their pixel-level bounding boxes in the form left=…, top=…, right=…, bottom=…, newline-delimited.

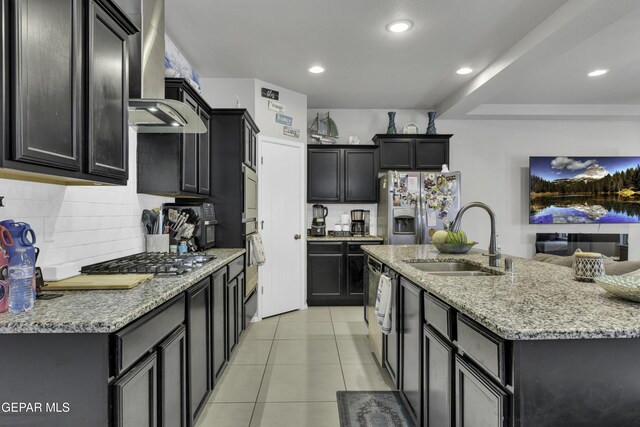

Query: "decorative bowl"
left=594, top=275, right=640, bottom=302
left=433, top=242, right=478, bottom=254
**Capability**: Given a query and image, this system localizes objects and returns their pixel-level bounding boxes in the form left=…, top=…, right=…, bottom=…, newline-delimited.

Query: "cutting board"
left=43, top=274, right=154, bottom=291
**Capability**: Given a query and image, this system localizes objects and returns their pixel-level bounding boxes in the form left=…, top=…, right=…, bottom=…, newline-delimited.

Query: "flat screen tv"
left=529, top=156, right=640, bottom=224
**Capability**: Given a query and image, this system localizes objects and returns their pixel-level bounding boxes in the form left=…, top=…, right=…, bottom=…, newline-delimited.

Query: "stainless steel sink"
left=405, top=261, right=502, bottom=277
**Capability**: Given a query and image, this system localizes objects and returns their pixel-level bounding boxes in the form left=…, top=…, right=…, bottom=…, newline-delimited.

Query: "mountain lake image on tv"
left=530, top=156, right=640, bottom=224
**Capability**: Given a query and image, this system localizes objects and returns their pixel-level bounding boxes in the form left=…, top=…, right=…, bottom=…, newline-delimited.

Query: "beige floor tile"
left=230, top=339, right=273, bottom=365
left=196, top=402, right=254, bottom=427
left=243, top=320, right=278, bottom=340
left=332, top=321, right=369, bottom=339
left=250, top=402, right=340, bottom=427
left=274, top=321, right=335, bottom=340
left=211, top=365, right=266, bottom=403
left=257, top=364, right=345, bottom=402
left=341, top=364, right=395, bottom=391
left=336, top=338, right=377, bottom=365
left=329, top=306, right=365, bottom=322
left=268, top=339, right=339, bottom=365
left=279, top=307, right=331, bottom=322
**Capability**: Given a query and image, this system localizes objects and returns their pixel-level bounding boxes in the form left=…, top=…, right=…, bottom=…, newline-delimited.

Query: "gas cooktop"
left=81, top=252, right=216, bottom=276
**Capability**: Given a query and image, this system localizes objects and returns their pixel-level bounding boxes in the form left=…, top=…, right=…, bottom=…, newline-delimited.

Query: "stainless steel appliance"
left=165, top=203, right=218, bottom=249
left=350, top=209, right=365, bottom=237
left=365, top=257, right=399, bottom=366
left=311, top=204, right=328, bottom=237
left=81, top=253, right=216, bottom=275
left=364, top=210, right=370, bottom=236
left=243, top=165, right=258, bottom=222
left=378, top=170, right=461, bottom=244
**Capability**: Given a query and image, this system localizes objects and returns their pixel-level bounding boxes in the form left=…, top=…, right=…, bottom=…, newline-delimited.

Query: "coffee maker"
left=311, top=204, right=328, bottom=236
left=350, top=209, right=365, bottom=237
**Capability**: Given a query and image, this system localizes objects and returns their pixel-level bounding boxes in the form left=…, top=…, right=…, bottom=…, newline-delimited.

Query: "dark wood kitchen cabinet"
left=225, top=272, right=244, bottom=357
left=400, top=277, right=423, bottom=423
left=186, top=278, right=212, bottom=424
left=307, top=145, right=379, bottom=203
left=137, top=78, right=211, bottom=197
left=1, top=0, right=137, bottom=185
left=113, top=352, right=158, bottom=427
left=157, top=325, right=188, bottom=427
left=373, top=134, right=451, bottom=170
left=423, top=325, right=454, bottom=427
left=307, top=240, right=382, bottom=306
left=243, top=118, right=257, bottom=169
left=211, top=267, right=227, bottom=384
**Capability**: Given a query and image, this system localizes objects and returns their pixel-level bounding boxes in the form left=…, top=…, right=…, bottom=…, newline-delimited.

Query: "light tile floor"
left=197, top=306, right=394, bottom=427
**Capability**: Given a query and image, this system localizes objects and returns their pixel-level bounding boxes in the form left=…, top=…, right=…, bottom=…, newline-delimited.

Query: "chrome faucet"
left=451, top=202, right=501, bottom=267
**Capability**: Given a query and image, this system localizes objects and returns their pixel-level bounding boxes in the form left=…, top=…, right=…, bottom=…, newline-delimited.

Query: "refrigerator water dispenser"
left=393, top=208, right=416, bottom=234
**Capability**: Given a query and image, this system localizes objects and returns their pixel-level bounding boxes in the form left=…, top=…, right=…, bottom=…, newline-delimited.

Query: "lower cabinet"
left=455, top=355, right=509, bottom=427
left=225, top=276, right=239, bottom=357
left=400, top=278, right=423, bottom=423
left=186, top=278, right=212, bottom=424
left=112, top=353, right=158, bottom=427
left=423, top=325, right=454, bottom=427
left=158, top=325, right=188, bottom=427
left=212, top=267, right=227, bottom=384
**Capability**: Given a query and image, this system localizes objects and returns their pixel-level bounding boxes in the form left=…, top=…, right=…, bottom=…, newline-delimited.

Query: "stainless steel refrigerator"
left=377, top=170, right=461, bottom=244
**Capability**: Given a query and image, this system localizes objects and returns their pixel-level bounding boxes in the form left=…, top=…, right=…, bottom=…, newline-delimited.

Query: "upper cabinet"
left=307, top=145, right=379, bottom=203
left=373, top=134, right=451, bottom=170
left=137, top=78, right=211, bottom=197
left=1, top=0, right=137, bottom=185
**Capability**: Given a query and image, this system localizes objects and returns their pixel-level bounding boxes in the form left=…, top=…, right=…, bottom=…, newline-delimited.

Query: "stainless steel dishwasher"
left=366, top=256, right=384, bottom=365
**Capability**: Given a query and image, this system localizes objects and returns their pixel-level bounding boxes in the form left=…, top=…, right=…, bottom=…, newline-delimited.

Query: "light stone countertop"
left=307, top=235, right=384, bottom=242
left=0, top=248, right=245, bottom=334
left=363, top=244, right=640, bottom=340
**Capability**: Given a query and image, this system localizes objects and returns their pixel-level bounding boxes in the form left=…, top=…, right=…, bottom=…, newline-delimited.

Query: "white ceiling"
left=165, top=0, right=640, bottom=119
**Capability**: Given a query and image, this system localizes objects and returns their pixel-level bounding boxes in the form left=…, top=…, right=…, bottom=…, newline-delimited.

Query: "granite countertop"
left=363, top=244, right=640, bottom=341
left=307, top=235, right=384, bottom=242
left=0, top=248, right=245, bottom=334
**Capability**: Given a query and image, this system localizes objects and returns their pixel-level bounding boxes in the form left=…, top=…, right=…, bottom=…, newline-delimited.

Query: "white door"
left=258, top=137, right=305, bottom=318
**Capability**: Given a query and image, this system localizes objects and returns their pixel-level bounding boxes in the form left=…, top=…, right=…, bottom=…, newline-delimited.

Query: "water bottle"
left=8, top=248, right=34, bottom=313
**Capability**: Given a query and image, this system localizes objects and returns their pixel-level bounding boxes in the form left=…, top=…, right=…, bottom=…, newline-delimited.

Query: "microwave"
left=165, top=203, right=218, bottom=249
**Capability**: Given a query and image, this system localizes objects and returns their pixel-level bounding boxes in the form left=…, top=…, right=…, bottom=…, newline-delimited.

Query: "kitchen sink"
left=404, top=261, right=503, bottom=277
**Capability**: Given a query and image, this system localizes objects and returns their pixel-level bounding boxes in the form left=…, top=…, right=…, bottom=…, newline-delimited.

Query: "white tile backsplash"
left=306, top=203, right=378, bottom=235
left=0, top=128, right=171, bottom=278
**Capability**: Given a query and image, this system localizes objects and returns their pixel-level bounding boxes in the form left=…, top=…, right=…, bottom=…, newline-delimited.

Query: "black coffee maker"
left=350, top=209, right=365, bottom=237
left=311, top=204, right=328, bottom=236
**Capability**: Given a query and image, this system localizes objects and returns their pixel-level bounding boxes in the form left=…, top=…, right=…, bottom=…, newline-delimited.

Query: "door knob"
left=294, top=234, right=301, bottom=240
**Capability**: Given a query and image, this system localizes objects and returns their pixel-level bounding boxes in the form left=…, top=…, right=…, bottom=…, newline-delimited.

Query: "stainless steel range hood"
left=117, top=0, right=206, bottom=134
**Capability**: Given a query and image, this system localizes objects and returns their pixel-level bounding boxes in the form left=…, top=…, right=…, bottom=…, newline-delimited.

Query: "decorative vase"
left=426, top=111, right=437, bottom=135
left=386, top=112, right=397, bottom=134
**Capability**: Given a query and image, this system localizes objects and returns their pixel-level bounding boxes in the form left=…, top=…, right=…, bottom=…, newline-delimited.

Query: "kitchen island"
left=0, top=248, right=246, bottom=427
left=363, top=244, right=640, bottom=427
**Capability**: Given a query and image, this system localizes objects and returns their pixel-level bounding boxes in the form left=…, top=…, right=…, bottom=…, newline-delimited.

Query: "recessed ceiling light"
left=309, top=65, right=325, bottom=74
left=456, top=67, right=473, bottom=75
left=386, top=20, right=413, bottom=33
left=588, top=69, right=609, bottom=77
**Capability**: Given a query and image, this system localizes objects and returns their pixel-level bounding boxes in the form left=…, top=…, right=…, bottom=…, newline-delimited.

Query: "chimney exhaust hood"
left=118, top=0, right=206, bottom=134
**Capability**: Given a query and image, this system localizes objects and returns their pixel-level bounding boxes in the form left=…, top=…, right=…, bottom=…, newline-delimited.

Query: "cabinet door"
left=225, top=277, right=239, bottom=357
left=237, top=272, right=245, bottom=337
left=378, top=138, right=414, bottom=169
left=415, top=138, right=449, bottom=170
left=12, top=0, right=82, bottom=171
left=181, top=93, right=199, bottom=193
left=186, top=278, right=211, bottom=423
left=400, top=278, right=423, bottom=422
left=346, top=253, right=365, bottom=298
left=307, top=253, right=343, bottom=299
left=113, top=353, right=158, bottom=427
left=455, top=355, right=509, bottom=427
left=383, top=273, right=400, bottom=387
left=344, top=149, right=378, bottom=202
left=87, top=1, right=128, bottom=179
left=243, top=121, right=252, bottom=168
left=251, top=131, right=257, bottom=169
left=158, top=325, right=187, bottom=427
left=307, top=149, right=342, bottom=202
left=424, top=326, right=453, bottom=427
left=212, top=268, right=227, bottom=384
left=198, top=109, right=211, bottom=195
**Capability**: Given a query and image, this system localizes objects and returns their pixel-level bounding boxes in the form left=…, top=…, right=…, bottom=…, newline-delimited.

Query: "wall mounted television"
left=529, top=156, right=640, bottom=224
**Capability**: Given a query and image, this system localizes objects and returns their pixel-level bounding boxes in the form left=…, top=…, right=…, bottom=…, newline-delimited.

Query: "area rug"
left=336, top=391, right=416, bottom=427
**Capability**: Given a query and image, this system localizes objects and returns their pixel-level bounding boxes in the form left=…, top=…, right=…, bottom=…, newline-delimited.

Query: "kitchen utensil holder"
left=146, top=234, right=169, bottom=253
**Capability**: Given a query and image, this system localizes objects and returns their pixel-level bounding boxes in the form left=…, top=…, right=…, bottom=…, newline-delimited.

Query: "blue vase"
left=426, top=112, right=437, bottom=135
left=387, top=112, right=397, bottom=134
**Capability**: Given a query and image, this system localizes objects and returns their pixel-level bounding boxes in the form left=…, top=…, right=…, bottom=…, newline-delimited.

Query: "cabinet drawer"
left=112, top=294, right=186, bottom=376
left=424, top=293, right=453, bottom=341
left=308, top=242, right=344, bottom=254
left=228, top=256, right=245, bottom=279
left=347, top=241, right=381, bottom=253
left=456, top=314, right=506, bottom=384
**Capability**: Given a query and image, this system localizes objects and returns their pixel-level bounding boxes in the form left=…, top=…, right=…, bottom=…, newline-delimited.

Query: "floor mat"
left=336, top=391, right=416, bottom=427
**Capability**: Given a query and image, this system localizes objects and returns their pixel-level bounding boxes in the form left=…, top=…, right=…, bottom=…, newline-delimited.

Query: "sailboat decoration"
left=308, top=112, right=339, bottom=144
